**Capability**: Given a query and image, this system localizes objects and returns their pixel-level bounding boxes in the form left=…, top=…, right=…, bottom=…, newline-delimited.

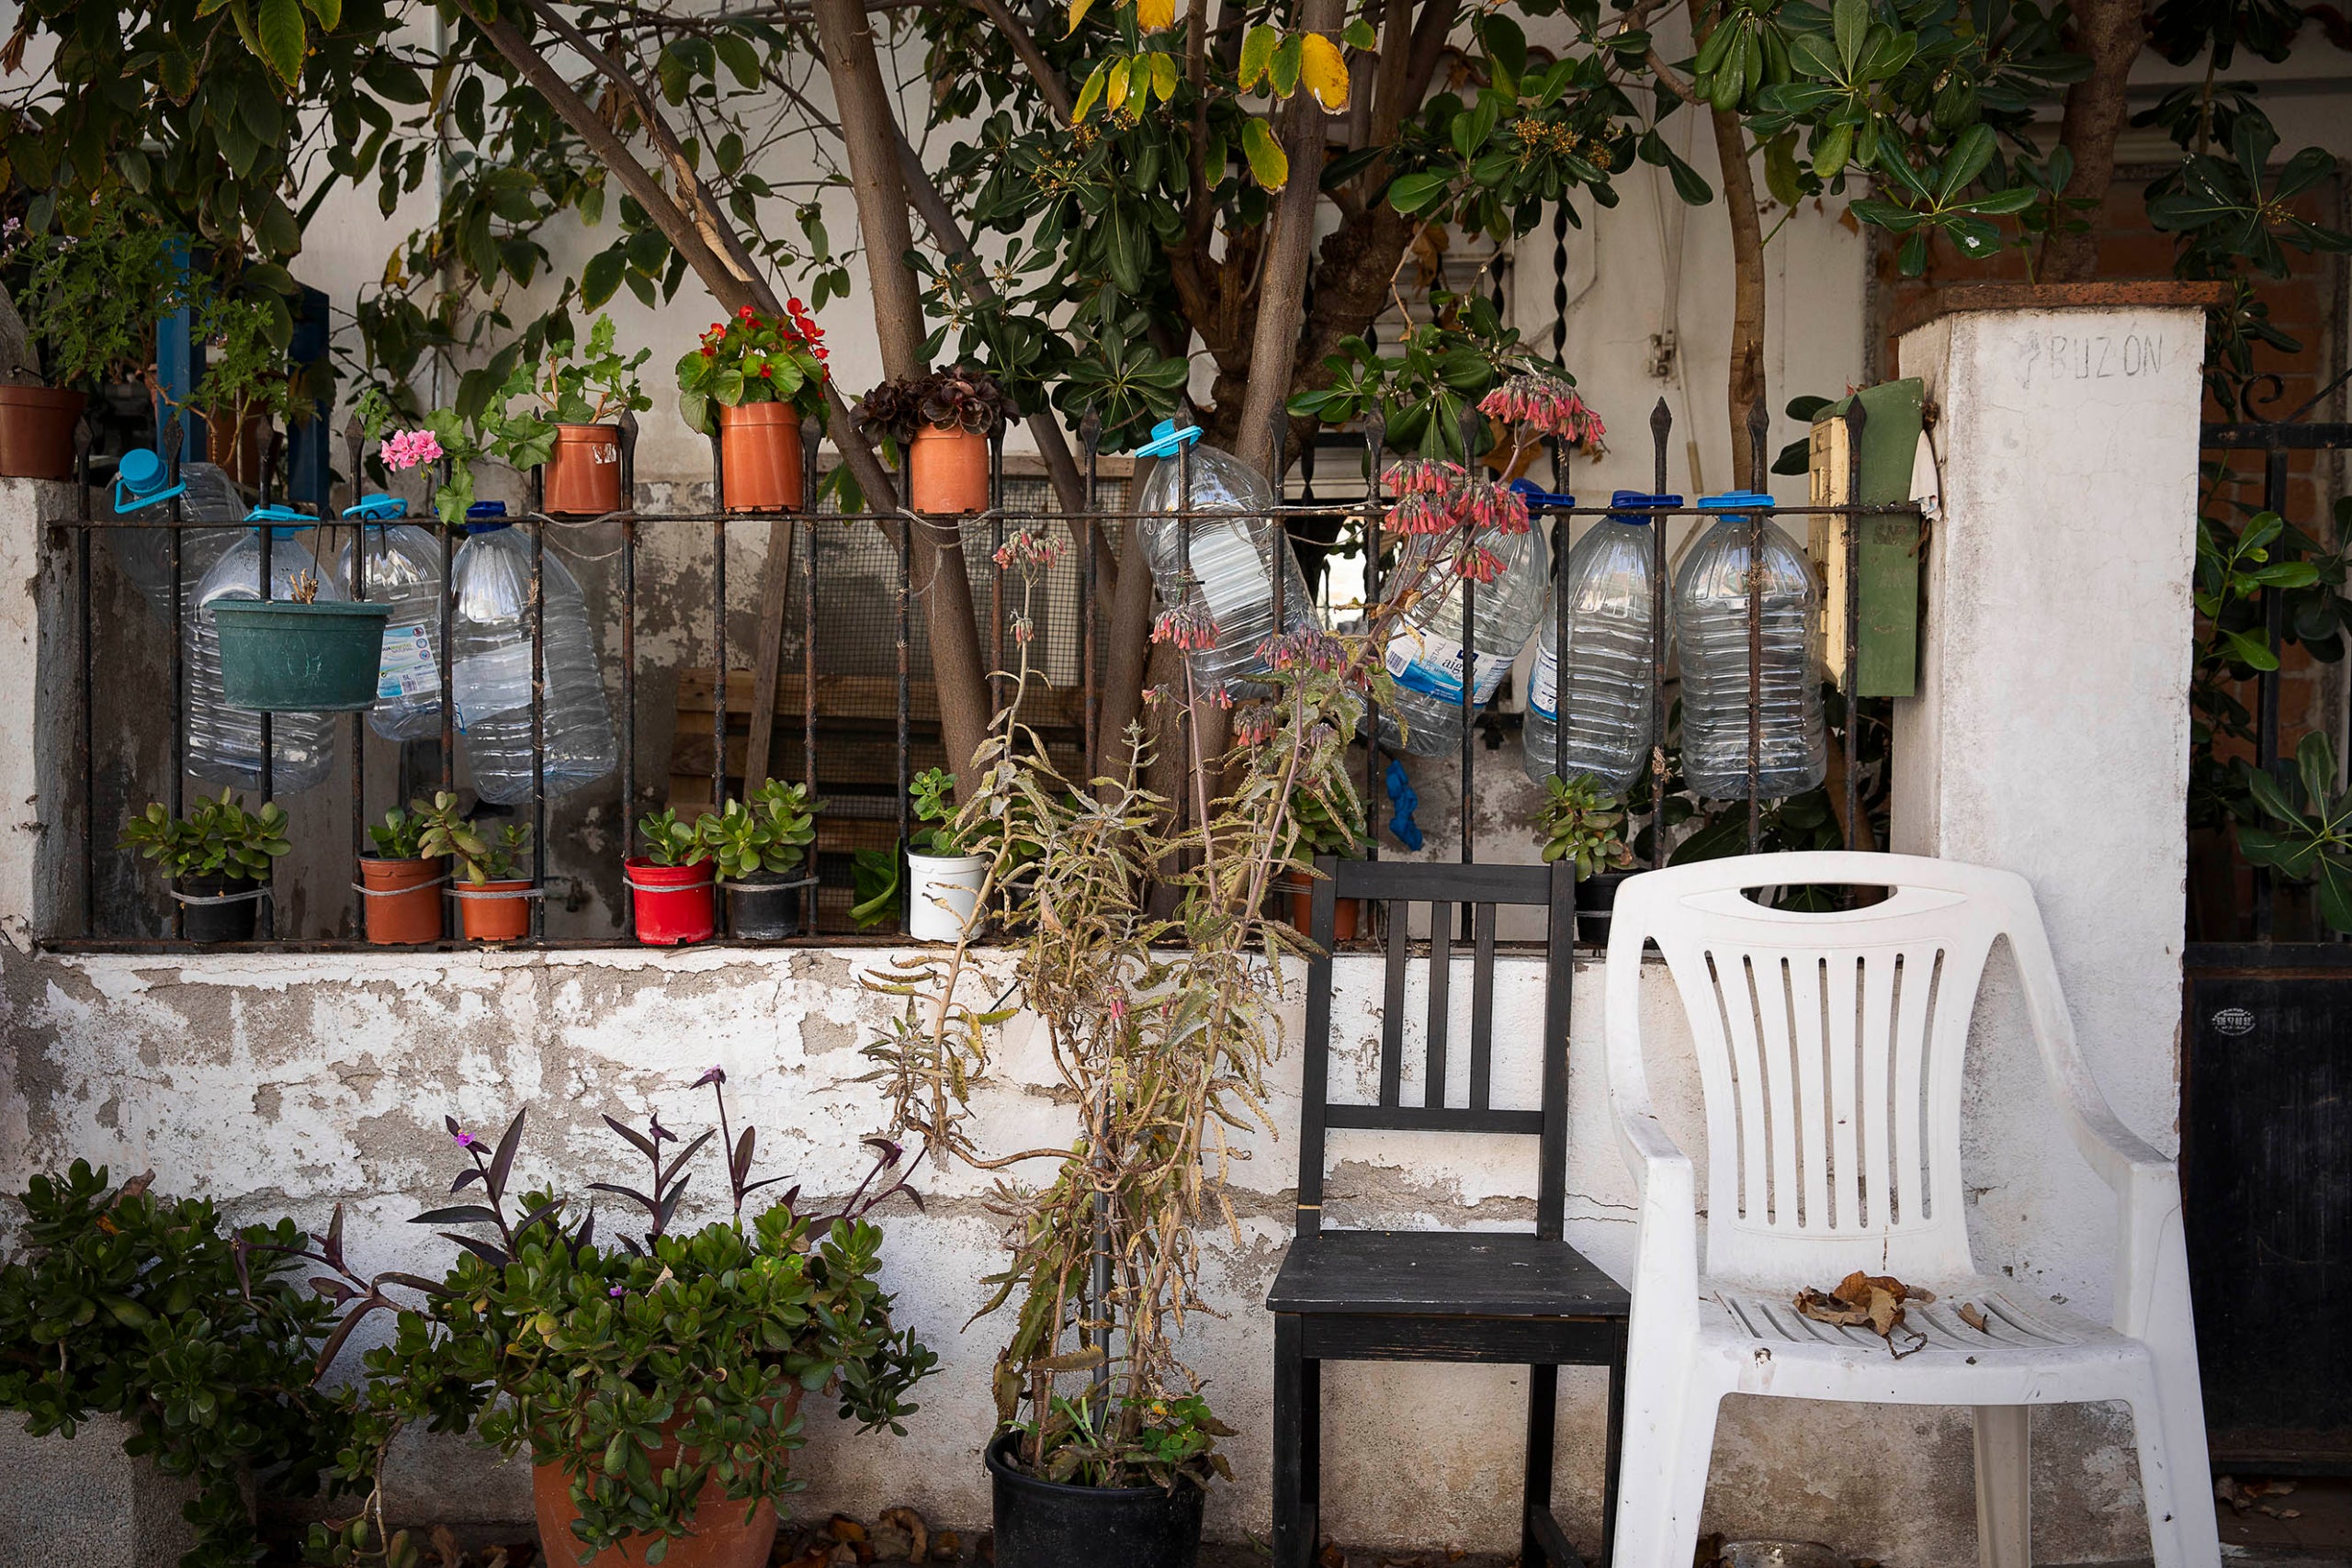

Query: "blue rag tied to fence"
left=1385, top=759, right=1423, bottom=851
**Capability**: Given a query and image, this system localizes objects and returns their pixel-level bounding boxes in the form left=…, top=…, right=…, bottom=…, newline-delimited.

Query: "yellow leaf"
left=1106, top=55, right=1132, bottom=111
left=1072, top=61, right=1107, bottom=121
left=1064, top=0, right=1094, bottom=36
left=1299, top=32, right=1349, bottom=110
left=1241, top=116, right=1289, bottom=190
left=1150, top=51, right=1180, bottom=102
left=1135, top=0, right=1176, bottom=32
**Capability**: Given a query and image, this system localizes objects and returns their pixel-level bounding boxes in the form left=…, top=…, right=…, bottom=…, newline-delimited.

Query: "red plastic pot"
left=717, top=403, right=803, bottom=513
left=628, top=857, right=717, bottom=945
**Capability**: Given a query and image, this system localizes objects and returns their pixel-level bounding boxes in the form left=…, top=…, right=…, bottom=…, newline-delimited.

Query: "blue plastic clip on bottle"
left=112, top=447, right=185, bottom=514
left=342, top=493, right=408, bottom=522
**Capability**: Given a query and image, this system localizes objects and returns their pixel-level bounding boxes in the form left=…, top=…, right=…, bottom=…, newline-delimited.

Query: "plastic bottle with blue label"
left=450, top=509, right=616, bottom=804
left=1375, top=511, right=1546, bottom=758
left=1134, top=420, right=1313, bottom=697
left=1523, top=491, right=1676, bottom=792
left=336, top=495, right=447, bottom=743
left=187, top=521, right=342, bottom=794
left=1673, top=490, right=1825, bottom=800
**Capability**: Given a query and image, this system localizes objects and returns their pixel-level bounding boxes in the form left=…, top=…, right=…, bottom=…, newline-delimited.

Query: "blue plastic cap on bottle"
left=119, top=448, right=169, bottom=496
left=1135, top=419, right=1203, bottom=458
left=343, top=493, right=407, bottom=522
left=1509, top=478, right=1576, bottom=509
left=465, top=501, right=512, bottom=534
left=1698, top=489, right=1776, bottom=515
left=1607, top=491, right=1683, bottom=525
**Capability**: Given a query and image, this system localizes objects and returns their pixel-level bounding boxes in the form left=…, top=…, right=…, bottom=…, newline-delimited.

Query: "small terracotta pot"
left=455, top=877, right=533, bottom=942
left=359, top=855, right=445, bottom=944
left=0, top=386, right=85, bottom=479
left=207, top=407, right=270, bottom=488
left=1282, top=872, right=1360, bottom=942
left=718, top=402, right=803, bottom=513
left=530, top=1393, right=797, bottom=1568
left=910, top=424, right=991, bottom=514
left=543, top=423, right=625, bottom=516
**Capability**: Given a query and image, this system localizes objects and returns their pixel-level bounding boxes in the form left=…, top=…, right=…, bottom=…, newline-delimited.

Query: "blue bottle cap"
left=1607, top=491, right=1683, bottom=525
left=1509, top=478, right=1576, bottom=509
left=465, top=501, right=512, bottom=534
left=1698, top=489, right=1776, bottom=515
left=1135, top=419, right=1203, bottom=458
left=119, top=448, right=170, bottom=495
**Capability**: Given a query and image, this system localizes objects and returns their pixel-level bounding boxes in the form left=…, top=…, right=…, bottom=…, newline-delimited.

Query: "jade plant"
left=119, top=789, right=290, bottom=886
left=0, top=1162, right=359, bottom=1568
left=1534, top=772, right=1635, bottom=879
left=300, top=1073, right=935, bottom=1567
left=910, top=768, right=967, bottom=856
left=636, top=806, right=710, bottom=869
left=411, top=793, right=530, bottom=884
left=697, top=781, right=821, bottom=882
left=365, top=805, right=424, bottom=862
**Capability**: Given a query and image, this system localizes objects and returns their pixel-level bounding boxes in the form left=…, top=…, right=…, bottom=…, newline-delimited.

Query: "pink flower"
left=452, top=1130, right=474, bottom=1148
left=1478, top=373, right=1607, bottom=447
left=380, top=429, right=445, bottom=472
left=1456, top=543, right=1505, bottom=582
left=1152, top=601, right=1219, bottom=652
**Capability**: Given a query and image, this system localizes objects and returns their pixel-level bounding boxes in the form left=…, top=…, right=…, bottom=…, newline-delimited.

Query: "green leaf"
left=715, top=33, right=763, bottom=88
left=1814, top=121, right=1854, bottom=180
left=1242, top=117, right=1289, bottom=190
left=1385, top=170, right=1449, bottom=214
left=1238, top=24, right=1278, bottom=90
left=2317, top=855, right=2352, bottom=935
left=254, top=0, right=308, bottom=87
left=1937, top=124, right=1996, bottom=205
left=300, top=0, right=340, bottom=27
left=1832, top=0, right=1866, bottom=72
left=1343, top=17, right=1377, bottom=50
left=1271, top=33, right=1303, bottom=96
left=1072, top=62, right=1107, bottom=121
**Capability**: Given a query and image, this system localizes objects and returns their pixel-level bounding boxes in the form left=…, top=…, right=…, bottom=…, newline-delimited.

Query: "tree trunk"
left=2038, top=0, right=2144, bottom=283
left=1706, top=102, right=1767, bottom=487
left=810, top=0, right=994, bottom=792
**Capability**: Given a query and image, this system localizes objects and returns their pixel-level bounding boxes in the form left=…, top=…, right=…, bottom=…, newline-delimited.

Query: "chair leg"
left=1972, top=1405, right=2030, bottom=1568
left=1600, top=1322, right=1628, bottom=1568
left=1521, top=1364, right=1559, bottom=1567
left=1272, top=1315, right=1318, bottom=1568
left=1609, top=1361, right=1719, bottom=1568
left=2132, top=1374, right=2222, bottom=1568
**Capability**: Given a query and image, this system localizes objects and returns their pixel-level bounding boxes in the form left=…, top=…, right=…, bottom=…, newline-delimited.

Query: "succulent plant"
left=858, top=367, right=1008, bottom=443
left=1534, top=772, right=1635, bottom=880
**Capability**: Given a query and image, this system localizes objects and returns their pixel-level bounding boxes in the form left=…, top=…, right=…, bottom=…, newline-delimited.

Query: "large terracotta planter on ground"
left=544, top=423, right=625, bottom=515
left=358, top=856, right=445, bottom=944
left=0, top=386, right=85, bottom=479
left=910, top=424, right=990, bottom=514
left=530, top=1396, right=796, bottom=1568
left=718, top=402, right=802, bottom=513
left=454, top=878, right=533, bottom=942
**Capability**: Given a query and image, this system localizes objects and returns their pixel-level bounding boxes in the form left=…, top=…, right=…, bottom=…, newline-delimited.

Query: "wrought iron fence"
left=36, top=397, right=1908, bottom=951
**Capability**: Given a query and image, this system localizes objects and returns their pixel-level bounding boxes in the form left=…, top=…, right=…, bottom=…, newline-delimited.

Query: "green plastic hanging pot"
left=212, top=601, right=394, bottom=713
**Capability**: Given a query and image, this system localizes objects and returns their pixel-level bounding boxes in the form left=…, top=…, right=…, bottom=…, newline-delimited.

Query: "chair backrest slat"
left=1295, top=857, right=1574, bottom=1241
left=1610, top=852, right=2016, bottom=1283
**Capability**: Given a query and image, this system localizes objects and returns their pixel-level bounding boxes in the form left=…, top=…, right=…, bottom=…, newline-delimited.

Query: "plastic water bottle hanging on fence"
left=1672, top=490, right=1825, bottom=800
left=104, top=454, right=243, bottom=623
left=450, top=513, right=616, bottom=805
left=186, top=526, right=341, bottom=793
left=335, top=498, right=447, bottom=743
left=1524, top=491, right=1677, bottom=792
left=1134, top=420, right=1313, bottom=698
left=1374, top=471, right=1546, bottom=758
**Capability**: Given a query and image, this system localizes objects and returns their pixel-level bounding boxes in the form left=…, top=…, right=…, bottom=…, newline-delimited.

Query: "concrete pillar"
left=1891, top=284, right=2215, bottom=1317
left=0, top=478, right=77, bottom=950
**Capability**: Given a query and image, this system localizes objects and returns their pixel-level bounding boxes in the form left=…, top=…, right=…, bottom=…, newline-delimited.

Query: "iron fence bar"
left=256, top=498, right=276, bottom=940
left=438, top=498, right=455, bottom=941
left=800, top=422, right=819, bottom=935
left=1080, top=413, right=1101, bottom=775
left=1745, top=406, right=1768, bottom=855
left=531, top=514, right=548, bottom=942
left=2252, top=446, right=2290, bottom=942
left=1649, top=400, right=1671, bottom=870
left=1842, top=400, right=1866, bottom=863
left=76, top=462, right=94, bottom=938
left=168, top=467, right=186, bottom=940
left=1363, top=418, right=1385, bottom=863
left=351, top=479, right=368, bottom=941
left=990, top=433, right=1006, bottom=715
left=895, top=502, right=912, bottom=931
left=621, top=503, right=638, bottom=940
left=1270, top=406, right=1287, bottom=665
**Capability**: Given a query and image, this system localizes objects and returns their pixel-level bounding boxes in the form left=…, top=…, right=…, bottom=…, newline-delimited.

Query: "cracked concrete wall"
left=0, top=942, right=2153, bottom=1563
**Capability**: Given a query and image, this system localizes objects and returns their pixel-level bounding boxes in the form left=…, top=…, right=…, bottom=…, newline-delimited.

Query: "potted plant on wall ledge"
left=186, top=289, right=304, bottom=488
left=357, top=803, right=444, bottom=945
left=632, top=806, right=718, bottom=945
left=675, top=299, right=830, bottom=513
left=413, top=792, right=535, bottom=942
left=118, top=788, right=289, bottom=942
left=905, top=767, right=989, bottom=943
left=700, top=780, right=822, bottom=940
left=511, top=314, right=651, bottom=517
left=1535, top=771, right=1636, bottom=942
left=211, top=564, right=393, bottom=713
left=857, top=366, right=1006, bottom=515
left=0, top=197, right=185, bottom=479
left=1279, top=773, right=1368, bottom=941
left=302, top=1073, right=935, bottom=1568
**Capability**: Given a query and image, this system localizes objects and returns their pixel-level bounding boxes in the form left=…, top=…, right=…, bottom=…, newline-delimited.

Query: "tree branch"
left=2039, top=0, right=2143, bottom=282
left=968, top=0, right=1076, bottom=121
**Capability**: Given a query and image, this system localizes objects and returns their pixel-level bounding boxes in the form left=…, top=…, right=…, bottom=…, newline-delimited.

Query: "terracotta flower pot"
left=1282, top=871, right=1360, bottom=942
left=207, top=407, right=270, bottom=488
left=544, top=423, right=625, bottom=516
left=718, top=402, right=803, bottom=513
left=359, top=856, right=445, bottom=944
left=910, top=424, right=990, bottom=514
left=0, top=386, right=85, bottom=479
left=455, top=877, right=533, bottom=942
left=531, top=1393, right=798, bottom=1568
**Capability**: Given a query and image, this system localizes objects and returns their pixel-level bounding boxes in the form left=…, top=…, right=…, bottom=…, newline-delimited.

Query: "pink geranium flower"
left=380, top=429, right=445, bottom=472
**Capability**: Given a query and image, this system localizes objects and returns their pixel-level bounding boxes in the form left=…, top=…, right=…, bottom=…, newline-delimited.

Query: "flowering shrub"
left=675, top=299, right=831, bottom=433
left=1479, top=372, right=1606, bottom=450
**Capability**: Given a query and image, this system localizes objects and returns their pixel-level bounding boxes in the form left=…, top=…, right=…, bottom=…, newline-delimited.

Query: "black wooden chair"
left=1267, top=856, right=1632, bottom=1568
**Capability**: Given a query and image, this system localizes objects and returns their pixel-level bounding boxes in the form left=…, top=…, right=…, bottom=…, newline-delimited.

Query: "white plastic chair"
left=1603, top=852, right=2218, bottom=1568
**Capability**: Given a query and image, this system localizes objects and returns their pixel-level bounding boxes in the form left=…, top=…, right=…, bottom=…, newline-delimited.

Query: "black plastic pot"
left=1575, top=870, right=1631, bottom=944
left=724, top=874, right=804, bottom=941
left=986, top=1432, right=1205, bottom=1568
left=177, top=873, right=261, bottom=942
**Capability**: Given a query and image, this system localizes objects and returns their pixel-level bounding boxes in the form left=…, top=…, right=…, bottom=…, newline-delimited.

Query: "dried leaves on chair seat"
left=1793, top=1270, right=1936, bottom=1357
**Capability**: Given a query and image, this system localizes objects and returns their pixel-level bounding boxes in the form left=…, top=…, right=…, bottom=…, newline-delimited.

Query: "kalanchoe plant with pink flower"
left=294, top=1074, right=935, bottom=1568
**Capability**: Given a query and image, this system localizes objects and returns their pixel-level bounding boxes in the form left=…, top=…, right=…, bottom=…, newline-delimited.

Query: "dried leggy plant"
left=865, top=469, right=1510, bottom=1492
